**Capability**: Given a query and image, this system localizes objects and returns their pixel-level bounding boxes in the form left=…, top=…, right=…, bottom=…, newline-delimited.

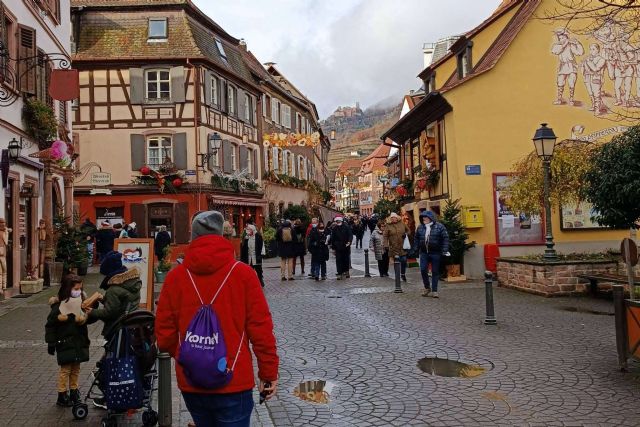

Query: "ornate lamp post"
left=197, top=132, right=222, bottom=170
left=532, top=123, right=558, bottom=261
left=7, top=138, right=22, bottom=163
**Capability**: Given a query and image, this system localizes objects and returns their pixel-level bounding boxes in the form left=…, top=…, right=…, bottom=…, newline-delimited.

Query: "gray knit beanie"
left=191, top=211, right=224, bottom=239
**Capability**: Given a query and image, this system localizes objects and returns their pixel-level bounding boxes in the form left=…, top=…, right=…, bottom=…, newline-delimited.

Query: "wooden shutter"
left=203, top=70, right=212, bottom=107
left=272, top=147, right=279, bottom=172
left=239, top=146, right=248, bottom=172
left=291, top=110, right=297, bottom=131
left=170, top=66, right=185, bottom=103
left=129, top=68, right=144, bottom=104
left=222, top=140, right=232, bottom=174
left=253, top=150, right=258, bottom=178
left=174, top=202, right=189, bottom=244
left=219, top=79, right=227, bottom=113
left=18, top=25, right=36, bottom=94
left=130, top=204, right=147, bottom=238
left=130, top=134, right=145, bottom=171
left=252, top=96, right=257, bottom=125
left=173, top=132, right=187, bottom=170
left=237, top=88, right=246, bottom=122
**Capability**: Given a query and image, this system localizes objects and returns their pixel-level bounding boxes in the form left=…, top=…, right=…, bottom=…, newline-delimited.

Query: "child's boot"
left=70, top=389, right=81, bottom=405
left=56, top=391, right=71, bottom=407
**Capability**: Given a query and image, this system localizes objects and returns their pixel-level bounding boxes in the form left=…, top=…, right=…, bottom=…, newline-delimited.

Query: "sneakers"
left=56, top=391, right=71, bottom=407
left=345, top=273, right=350, bottom=278
left=288, top=277, right=295, bottom=281
left=93, top=397, right=107, bottom=410
left=321, top=276, right=327, bottom=281
left=336, top=274, right=343, bottom=280
left=421, top=289, right=431, bottom=297
left=432, top=292, right=439, bottom=298
left=315, top=277, right=319, bottom=281
left=401, top=275, right=407, bottom=282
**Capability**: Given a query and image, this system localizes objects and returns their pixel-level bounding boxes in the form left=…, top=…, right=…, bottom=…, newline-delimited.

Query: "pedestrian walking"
left=383, top=212, right=410, bottom=282
left=369, top=220, right=389, bottom=277
left=154, top=225, right=171, bottom=261
left=155, top=211, right=279, bottom=427
left=114, top=222, right=127, bottom=238
left=240, top=224, right=265, bottom=287
left=352, top=220, right=365, bottom=249
left=291, top=219, right=306, bottom=275
left=45, top=274, right=91, bottom=407
left=414, top=211, right=450, bottom=298
left=276, top=220, right=295, bottom=280
left=95, top=222, right=115, bottom=263
left=79, top=218, right=97, bottom=265
left=308, top=221, right=329, bottom=280
left=127, top=222, right=138, bottom=238
left=330, top=216, right=353, bottom=280
left=368, top=215, right=377, bottom=233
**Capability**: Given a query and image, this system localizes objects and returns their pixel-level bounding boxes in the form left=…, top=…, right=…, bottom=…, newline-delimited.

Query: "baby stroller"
left=73, top=310, right=159, bottom=427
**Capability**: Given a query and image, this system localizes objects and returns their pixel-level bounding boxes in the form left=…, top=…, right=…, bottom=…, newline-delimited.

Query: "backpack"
left=281, top=227, right=292, bottom=242
left=178, top=262, right=244, bottom=389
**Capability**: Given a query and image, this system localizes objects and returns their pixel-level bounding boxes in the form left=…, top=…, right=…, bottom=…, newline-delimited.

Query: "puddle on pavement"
left=293, top=380, right=335, bottom=404
left=561, top=306, right=614, bottom=316
left=417, top=357, right=486, bottom=378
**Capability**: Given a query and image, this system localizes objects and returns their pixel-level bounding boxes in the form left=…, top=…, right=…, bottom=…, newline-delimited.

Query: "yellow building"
left=382, top=0, right=637, bottom=278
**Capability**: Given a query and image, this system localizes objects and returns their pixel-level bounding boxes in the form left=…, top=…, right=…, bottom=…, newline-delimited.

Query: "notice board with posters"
left=560, top=201, right=608, bottom=231
left=114, top=238, right=155, bottom=309
left=493, top=174, right=545, bottom=245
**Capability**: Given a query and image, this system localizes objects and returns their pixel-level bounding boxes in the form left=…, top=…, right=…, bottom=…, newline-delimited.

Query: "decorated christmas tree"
left=440, top=199, right=476, bottom=268
left=54, top=213, right=89, bottom=272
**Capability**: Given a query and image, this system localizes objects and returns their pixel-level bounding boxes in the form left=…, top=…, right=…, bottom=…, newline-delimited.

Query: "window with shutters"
left=210, top=75, right=218, bottom=105
left=1, top=8, right=17, bottom=87
left=58, top=100, right=67, bottom=128
left=148, top=18, right=168, bottom=40
left=261, top=94, right=267, bottom=117
left=41, top=0, right=61, bottom=24
left=244, top=93, right=251, bottom=123
left=230, top=144, right=237, bottom=170
left=228, top=85, right=236, bottom=116
left=296, top=113, right=302, bottom=133
left=147, top=136, right=172, bottom=168
left=145, top=69, right=171, bottom=101
left=271, top=98, right=280, bottom=125
left=281, top=104, right=292, bottom=128
left=247, top=148, right=253, bottom=174
left=281, top=150, right=288, bottom=175
left=18, top=25, right=36, bottom=94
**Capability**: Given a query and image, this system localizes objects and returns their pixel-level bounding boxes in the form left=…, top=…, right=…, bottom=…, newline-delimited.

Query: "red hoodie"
left=155, top=235, right=279, bottom=394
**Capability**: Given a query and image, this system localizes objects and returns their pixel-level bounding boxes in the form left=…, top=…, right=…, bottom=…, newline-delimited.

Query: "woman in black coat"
left=240, top=225, right=265, bottom=287
left=292, top=219, right=307, bottom=275
left=154, top=226, right=172, bottom=261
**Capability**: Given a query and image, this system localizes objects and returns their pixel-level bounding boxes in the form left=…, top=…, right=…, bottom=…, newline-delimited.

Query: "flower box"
left=20, top=278, right=44, bottom=294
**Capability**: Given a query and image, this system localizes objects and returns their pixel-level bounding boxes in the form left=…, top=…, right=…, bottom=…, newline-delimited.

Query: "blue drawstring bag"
left=178, top=262, right=245, bottom=389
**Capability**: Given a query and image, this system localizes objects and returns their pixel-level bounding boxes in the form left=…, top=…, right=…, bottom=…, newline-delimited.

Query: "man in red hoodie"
left=155, top=211, right=279, bottom=426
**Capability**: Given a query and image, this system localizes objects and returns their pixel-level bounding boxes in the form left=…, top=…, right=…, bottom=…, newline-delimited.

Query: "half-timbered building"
left=70, top=0, right=265, bottom=253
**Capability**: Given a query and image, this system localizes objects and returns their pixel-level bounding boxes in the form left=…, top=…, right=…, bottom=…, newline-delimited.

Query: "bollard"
left=364, top=249, right=371, bottom=278
left=613, top=285, right=628, bottom=371
left=157, top=352, right=172, bottom=426
left=484, top=271, right=497, bottom=325
left=393, top=256, right=403, bottom=293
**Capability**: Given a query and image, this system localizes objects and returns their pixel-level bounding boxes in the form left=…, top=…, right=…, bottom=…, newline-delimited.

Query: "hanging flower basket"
left=416, top=178, right=427, bottom=191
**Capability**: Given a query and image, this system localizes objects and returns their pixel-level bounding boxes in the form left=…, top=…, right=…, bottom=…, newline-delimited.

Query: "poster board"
left=493, top=174, right=545, bottom=246
left=114, top=238, right=155, bottom=310
left=560, top=201, right=608, bottom=231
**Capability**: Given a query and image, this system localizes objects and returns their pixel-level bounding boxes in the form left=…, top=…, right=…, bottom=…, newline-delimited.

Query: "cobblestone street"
left=1, top=239, right=639, bottom=426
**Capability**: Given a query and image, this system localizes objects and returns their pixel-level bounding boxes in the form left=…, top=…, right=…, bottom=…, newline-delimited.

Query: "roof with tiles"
left=359, top=144, right=391, bottom=175
left=336, top=159, right=364, bottom=177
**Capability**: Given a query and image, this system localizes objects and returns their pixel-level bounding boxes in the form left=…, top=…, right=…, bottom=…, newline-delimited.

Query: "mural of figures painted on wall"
left=552, top=20, right=640, bottom=116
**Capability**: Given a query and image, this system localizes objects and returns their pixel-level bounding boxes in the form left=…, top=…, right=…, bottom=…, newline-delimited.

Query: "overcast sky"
left=194, top=0, right=503, bottom=119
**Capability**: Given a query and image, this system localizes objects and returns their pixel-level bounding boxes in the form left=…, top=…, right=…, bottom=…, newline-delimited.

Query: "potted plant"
left=154, top=245, right=173, bottom=283
left=20, top=263, right=44, bottom=294
left=22, top=98, right=58, bottom=149
left=440, top=199, right=476, bottom=281
left=262, top=225, right=276, bottom=258
left=54, top=213, right=89, bottom=277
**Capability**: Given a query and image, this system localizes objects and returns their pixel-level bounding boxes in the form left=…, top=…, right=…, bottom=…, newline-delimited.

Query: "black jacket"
left=276, top=225, right=296, bottom=258
left=240, top=233, right=263, bottom=265
left=293, top=225, right=306, bottom=256
left=45, top=297, right=90, bottom=366
left=414, top=222, right=450, bottom=254
left=330, top=223, right=353, bottom=251
left=154, top=231, right=172, bottom=258
left=95, top=228, right=115, bottom=254
left=308, top=227, right=329, bottom=262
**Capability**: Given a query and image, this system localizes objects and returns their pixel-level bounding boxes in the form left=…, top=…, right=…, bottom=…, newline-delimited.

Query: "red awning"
left=49, top=69, right=79, bottom=101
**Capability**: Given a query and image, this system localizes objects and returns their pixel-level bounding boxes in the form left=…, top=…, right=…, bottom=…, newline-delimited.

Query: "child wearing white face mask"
left=45, top=274, right=91, bottom=407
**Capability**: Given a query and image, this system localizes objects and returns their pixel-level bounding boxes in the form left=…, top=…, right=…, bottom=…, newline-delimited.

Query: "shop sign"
left=96, top=207, right=124, bottom=226
left=465, top=165, right=481, bottom=175
left=185, top=169, right=197, bottom=176
left=91, top=172, right=111, bottom=187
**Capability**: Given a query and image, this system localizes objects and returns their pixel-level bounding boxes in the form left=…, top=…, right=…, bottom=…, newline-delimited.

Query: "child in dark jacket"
left=45, top=274, right=91, bottom=407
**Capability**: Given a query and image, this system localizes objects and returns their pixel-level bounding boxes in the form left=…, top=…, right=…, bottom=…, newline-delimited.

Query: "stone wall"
left=496, top=258, right=619, bottom=297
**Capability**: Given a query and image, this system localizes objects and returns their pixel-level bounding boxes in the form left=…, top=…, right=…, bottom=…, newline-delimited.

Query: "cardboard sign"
left=114, top=239, right=155, bottom=310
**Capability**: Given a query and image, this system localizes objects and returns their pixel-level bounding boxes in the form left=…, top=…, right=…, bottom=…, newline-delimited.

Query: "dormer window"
left=215, top=38, right=228, bottom=65
left=148, top=18, right=168, bottom=40
left=456, top=40, right=473, bottom=79
left=428, top=73, right=436, bottom=92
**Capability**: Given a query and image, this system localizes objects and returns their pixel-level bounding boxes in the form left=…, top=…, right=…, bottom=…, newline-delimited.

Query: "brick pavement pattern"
left=0, top=240, right=639, bottom=426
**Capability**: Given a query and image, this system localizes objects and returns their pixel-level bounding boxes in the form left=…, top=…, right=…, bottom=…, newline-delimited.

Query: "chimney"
left=422, top=42, right=435, bottom=68
left=239, top=38, right=247, bottom=51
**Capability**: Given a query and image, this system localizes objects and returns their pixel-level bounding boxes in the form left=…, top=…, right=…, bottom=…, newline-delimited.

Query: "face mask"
left=71, top=290, right=82, bottom=298
left=312, top=224, right=318, bottom=228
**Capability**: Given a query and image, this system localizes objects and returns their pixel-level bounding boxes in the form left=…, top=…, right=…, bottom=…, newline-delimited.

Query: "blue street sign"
left=185, top=169, right=197, bottom=176
left=465, top=165, right=481, bottom=175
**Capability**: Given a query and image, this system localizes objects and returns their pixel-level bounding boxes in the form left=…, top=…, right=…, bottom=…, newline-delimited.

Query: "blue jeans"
left=398, top=255, right=407, bottom=276
left=419, top=252, right=441, bottom=292
left=311, top=260, right=326, bottom=278
left=182, top=390, right=254, bottom=427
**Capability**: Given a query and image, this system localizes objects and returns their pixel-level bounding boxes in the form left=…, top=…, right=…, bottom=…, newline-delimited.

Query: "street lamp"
left=197, top=132, right=222, bottom=170
left=532, top=123, right=558, bottom=261
left=7, top=137, right=22, bottom=163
